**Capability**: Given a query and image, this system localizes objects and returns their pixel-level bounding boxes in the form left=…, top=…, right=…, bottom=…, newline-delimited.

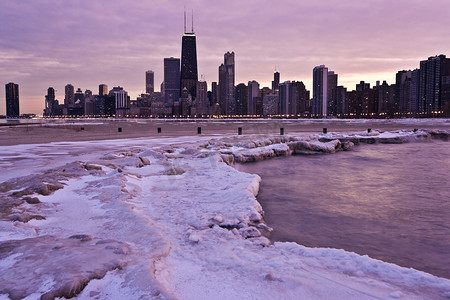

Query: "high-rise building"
left=74, top=88, right=84, bottom=105
left=218, top=52, right=235, bottom=115
left=278, top=81, right=308, bottom=115
left=327, top=71, right=338, bottom=116
left=294, top=81, right=310, bottom=116
left=64, top=84, right=74, bottom=107
left=418, top=54, right=450, bottom=115
left=99, top=84, right=108, bottom=97
left=272, top=71, right=280, bottom=91
left=235, top=83, right=248, bottom=115
left=180, top=12, right=198, bottom=98
left=375, top=81, right=396, bottom=117
left=218, top=63, right=226, bottom=114
left=108, top=86, right=129, bottom=117
left=5, top=82, right=19, bottom=118
left=146, top=70, right=154, bottom=93
left=396, top=70, right=420, bottom=115
left=278, top=81, right=291, bottom=115
left=263, top=92, right=279, bottom=116
left=312, top=65, right=328, bottom=117
left=333, top=86, right=347, bottom=116
left=194, top=80, right=208, bottom=116
left=84, top=90, right=95, bottom=116
left=211, top=82, right=218, bottom=106
left=164, top=57, right=181, bottom=108
left=44, top=87, right=56, bottom=116
left=224, top=52, right=235, bottom=115
left=351, top=81, right=377, bottom=117
left=247, top=80, right=260, bottom=115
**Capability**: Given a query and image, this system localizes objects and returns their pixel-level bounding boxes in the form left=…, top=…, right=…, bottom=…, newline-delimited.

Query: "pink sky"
left=1, top=0, right=450, bottom=115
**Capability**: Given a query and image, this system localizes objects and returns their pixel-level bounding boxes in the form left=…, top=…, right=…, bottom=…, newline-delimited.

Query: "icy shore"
left=0, top=129, right=449, bottom=299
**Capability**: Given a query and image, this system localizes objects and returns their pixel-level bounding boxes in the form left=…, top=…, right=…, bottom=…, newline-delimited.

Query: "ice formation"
left=0, top=128, right=449, bottom=299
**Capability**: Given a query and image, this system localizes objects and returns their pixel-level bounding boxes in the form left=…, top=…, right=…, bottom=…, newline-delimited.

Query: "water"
left=235, top=140, right=450, bottom=279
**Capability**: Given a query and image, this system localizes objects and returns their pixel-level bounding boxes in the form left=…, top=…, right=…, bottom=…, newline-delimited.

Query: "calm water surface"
left=235, top=140, right=450, bottom=279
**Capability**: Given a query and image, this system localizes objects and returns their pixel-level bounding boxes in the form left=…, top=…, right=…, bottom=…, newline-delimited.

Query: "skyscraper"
left=235, top=83, right=248, bottom=115
left=312, top=65, right=328, bottom=117
left=211, top=82, right=218, bottom=106
left=194, top=80, right=208, bottom=115
left=218, top=63, right=226, bottom=114
left=278, top=81, right=291, bottom=115
left=180, top=11, right=198, bottom=98
left=218, top=52, right=235, bottom=115
left=99, top=84, right=108, bottom=97
left=44, top=87, right=56, bottom=116
left=5, top=82, right=19, bottom=118
left=223, top=52, right=235, bottom=115
left=146, top=70, right=154, bottom=93
left=164, top=57, right=181, bottom=108
left=247, top=80, right=260, bottom=115
left=327, top=71, right=338, bottom=115
left=333, top=86, right=347, bottom=116
left=272, top=71, right=280, bottom=91
left=418, top=54, right=450, bottom=115
left=65, top=84, right=74, bottom=107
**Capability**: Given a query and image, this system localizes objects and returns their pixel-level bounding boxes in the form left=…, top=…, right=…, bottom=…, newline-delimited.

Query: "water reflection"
left=236, top=140, right=450, bottom=279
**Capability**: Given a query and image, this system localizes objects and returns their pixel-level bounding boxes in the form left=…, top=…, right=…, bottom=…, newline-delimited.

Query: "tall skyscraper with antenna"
left=180, top=10, right=198, bottom=98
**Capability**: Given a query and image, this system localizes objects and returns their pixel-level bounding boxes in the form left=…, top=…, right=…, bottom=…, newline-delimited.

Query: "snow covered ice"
left=0, top=128, right=450, bottom=299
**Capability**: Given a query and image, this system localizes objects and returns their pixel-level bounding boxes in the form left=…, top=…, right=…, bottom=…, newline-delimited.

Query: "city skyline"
left=1, top=0, right=450, bottom=115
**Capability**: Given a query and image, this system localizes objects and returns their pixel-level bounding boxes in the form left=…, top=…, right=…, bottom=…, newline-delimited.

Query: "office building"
left=164, top=57, right=181, bottom=108
left=418, top=54, right=450, bottom=115
left=247, top=80, right=260, bottom=115
left=294, top=81, right=310, bottom=115
left=44, top=87, right=56, bottom=116
left=218, top=63, right=226, bottom=114
left=272, top=71, right=280, bottom=92
left=64, top=84, right=74, bottom=107
left=180, top=12, right=198, bottom=98
left=333, top=86, right=347, bottom=116
left=278, top=81, right=292, bottom=115
left=146, top=70, right=154, bottom=93
left=312, top=65, right=328, bottom=117
left=218, top=52, right=235, bottom=115
left=263, top=92, right=279, bottom=116
left=99, top=84, right=108, bottom=97
left=194, top=80, right=208, bottom=115
left=327, top=71, right=338, bottom=116
left=235, top=83, right=248, bottom=115
left=5, top=82, right=19, bottom=118
left=224, top=52, right=235, bottom=115
left=211, top=82, right=218, bottom=106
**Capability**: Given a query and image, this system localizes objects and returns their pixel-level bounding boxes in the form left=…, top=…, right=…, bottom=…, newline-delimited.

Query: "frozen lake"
left=236, top=140, right=450, bottom=279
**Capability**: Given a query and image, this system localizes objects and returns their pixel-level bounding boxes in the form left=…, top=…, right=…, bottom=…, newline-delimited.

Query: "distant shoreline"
left=0, top=118, right=448, bottom=146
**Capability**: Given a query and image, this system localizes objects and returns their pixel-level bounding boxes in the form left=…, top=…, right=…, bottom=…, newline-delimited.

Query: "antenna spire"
left=191, top=10, right=194, bottom=33
left=184, top=7, right=186, bottom=33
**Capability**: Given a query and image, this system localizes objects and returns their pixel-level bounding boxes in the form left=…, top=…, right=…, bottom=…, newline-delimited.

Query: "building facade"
left=193, top=80, right=208, bottom=116
left=64, top=84, right=74, bottom=107
left=247, top=80, right=260, bottom=115
left=99, top=84, right=108, bottom=97
left=180, top=29, right=198, bottom=98
left=235, top=83, right=248, bottom=115
left=145, top=70, right=154, bottom=93
left=312, top=65, right=328, bottom=117
left=327, top=71, right=338, bottom=116
left=418, top=54, right=450, bottom=115
left=44, top=87, right=56, bottom=116
left=272, top=71, right=280, bottom=92
left=5, top=82, right=19, bottom=118
left=164, top=57, right=181, bottom=109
